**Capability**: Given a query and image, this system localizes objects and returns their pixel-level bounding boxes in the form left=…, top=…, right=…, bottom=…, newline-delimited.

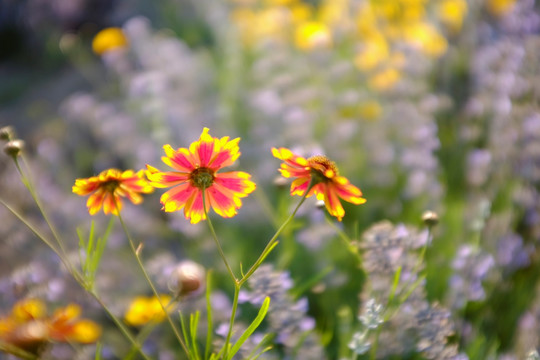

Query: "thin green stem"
left=88, top=290, right=152, bottom=360
left=239, top=183, right=313, bottom=286
left=201, top=189, right=237, bottom=282
left=0, top=198, right=85, bottom=285
left=15, top=156, right=70, bottom=261
left=116, top=212, right=189, bottom=357
left=223, top=284, right=240, bottom=360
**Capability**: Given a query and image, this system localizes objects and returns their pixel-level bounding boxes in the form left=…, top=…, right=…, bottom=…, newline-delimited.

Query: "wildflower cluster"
left=0, top=299, right=101, bottom=356
left=2, top=0, right=540, bottom=358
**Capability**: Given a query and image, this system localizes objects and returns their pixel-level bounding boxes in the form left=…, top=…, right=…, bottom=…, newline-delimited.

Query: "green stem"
left=88, top=290, right=152, bottom=360
left=202, top=189, right=237, bottom=282
left=116, top=212, right=190, bottom=357
left=223, top=284, right=240, bottom=360
left=15, top=157, right=70, bottom=262
left=239, top=183, right=313, bottom=286
left=0, top=198, right=85, bottom=285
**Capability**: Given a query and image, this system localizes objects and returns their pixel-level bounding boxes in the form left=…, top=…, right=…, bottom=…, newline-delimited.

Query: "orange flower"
left=0, top=299, right=101, bottom=355
left=272, top=147, right=366, bottom=221
left=73, top=169, right=154, bottom=215
left=146, top=128, right=256, bottom=224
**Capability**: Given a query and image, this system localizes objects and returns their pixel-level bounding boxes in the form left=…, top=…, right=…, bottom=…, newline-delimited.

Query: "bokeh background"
left=1, top=0, right=540, bottom=359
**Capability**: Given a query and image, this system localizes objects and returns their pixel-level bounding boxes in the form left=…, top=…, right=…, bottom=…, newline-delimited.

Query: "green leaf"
left=205, top=271, right=214, bottom=360
left=227, top=296, right=270, bottom=360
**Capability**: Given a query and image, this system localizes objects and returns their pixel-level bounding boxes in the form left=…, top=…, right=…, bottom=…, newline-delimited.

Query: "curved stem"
left=15, top=157, right=70, bottom=261
left=239, top=182, right=313, bottom=286
left=116, top=212, right=189, bottom=357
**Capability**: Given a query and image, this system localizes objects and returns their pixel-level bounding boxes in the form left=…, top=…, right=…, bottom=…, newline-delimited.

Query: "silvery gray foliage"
left=449, top=244, right=495, bottom=309
left=361, top=220, right=428, bottom=301
left=239, top=264, right=325, bottom=360
left=360, top=221, right=463, bottom=359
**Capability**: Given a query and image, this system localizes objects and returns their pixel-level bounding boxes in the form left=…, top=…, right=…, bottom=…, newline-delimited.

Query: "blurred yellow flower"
left=295, top=21, right=332, bottom=50
left=92, top=27, right=128, bottom=55
left=438, top=0, right=468, bottom=32
left=358, top=100, right=383, bottom=121
left=124, top=295, right=173, bottom=326
left=404, top=22, right=448, bottom=57
left=354, top=34, right=389, bottom=71
left=486, top=0, right=517, bottom=16
left=264, top=0, right=298, bottom=5
left=0, top=299, right=101, bottom=355
left=290, top=3, right=313, bottom=24
left=368, top=67, right=401, bottom=91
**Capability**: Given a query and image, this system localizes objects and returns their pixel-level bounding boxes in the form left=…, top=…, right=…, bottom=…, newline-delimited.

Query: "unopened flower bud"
left=4, top=139, right=25, bottom=157
left=0, top=126, right=15, bottom=141
left=169, top=260, right=205, bottom=297
left=273, top=176, right=288, bottom=188
left=422, top=210, right=439, bottom=227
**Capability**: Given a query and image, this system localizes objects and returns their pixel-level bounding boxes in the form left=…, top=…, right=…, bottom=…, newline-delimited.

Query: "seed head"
left=170, top=260, right=205, bottom=297
left=3, top=139, right=25, bottom=157
left=0, top=126, right=15, bottom=141
left=422, top=211, right=439, bottom=227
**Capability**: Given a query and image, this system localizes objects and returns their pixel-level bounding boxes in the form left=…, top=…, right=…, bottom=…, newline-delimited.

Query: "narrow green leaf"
left=190, top=311, right=201, bottom=360
left=205, top=271, right=213, bottom=360
left=94, top=342, right=102, bottom=360
left=388, top=266, right=402, bottom=304
left=227, top=296, right=270, bottom=360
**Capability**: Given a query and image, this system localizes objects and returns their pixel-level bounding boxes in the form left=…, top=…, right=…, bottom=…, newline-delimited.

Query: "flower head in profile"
left=92, top=27, right=128, bottom=55
left=73, top=169, right=154, bottom=215
left=0, top=299, right=101, bottom=355
left=146, top=128, right=256, bottom=224
left=272, top=147, right=366, bottom=221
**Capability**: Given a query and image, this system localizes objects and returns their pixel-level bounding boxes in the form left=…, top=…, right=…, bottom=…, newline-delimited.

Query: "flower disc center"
left=103, top=180, right=120, bottom=193
left=307, top=155, right=339, bottom=181
left=190, top=168, right=215, bottom=189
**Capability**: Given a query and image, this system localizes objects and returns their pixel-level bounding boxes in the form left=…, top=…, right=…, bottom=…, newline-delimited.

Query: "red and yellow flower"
left=272, top=147, right=366, bottom=221
left=73, top=169, right=154, bottom=215
left=146, top=128, right=256, bottom=224
left=0, top=299, right=101, bottom=355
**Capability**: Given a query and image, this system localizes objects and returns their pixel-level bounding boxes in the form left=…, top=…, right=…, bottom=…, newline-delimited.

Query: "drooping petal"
left=184, top=190, right=210, bottom=224
left=333, top=176, right=367, bottom=204
left=324, top=184, right=345, bottom=221
left=86, top=189, right=106, bottom=215
left=290, top=177, right=311, bottom=196
left=102, top=192, right=121, bottom=215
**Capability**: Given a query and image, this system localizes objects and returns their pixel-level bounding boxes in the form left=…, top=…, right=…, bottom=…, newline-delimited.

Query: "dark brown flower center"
left=307, top=155, right=339, bottom=182
left=190, top=168, right=215, bottom=189
left=103, top=180, right=120, bottom=193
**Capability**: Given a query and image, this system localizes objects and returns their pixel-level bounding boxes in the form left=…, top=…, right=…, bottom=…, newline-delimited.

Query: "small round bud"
left=0, top=126, right=15, bottom=141
left=3, top=139, right=25, bottom=157
left=169, top=260, right=205, bottom=297
left=273, top=176, right=288, bottom=188
left=315, top=199, right=326, bottom=210
left=422, top=210, right=439, bottom=227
